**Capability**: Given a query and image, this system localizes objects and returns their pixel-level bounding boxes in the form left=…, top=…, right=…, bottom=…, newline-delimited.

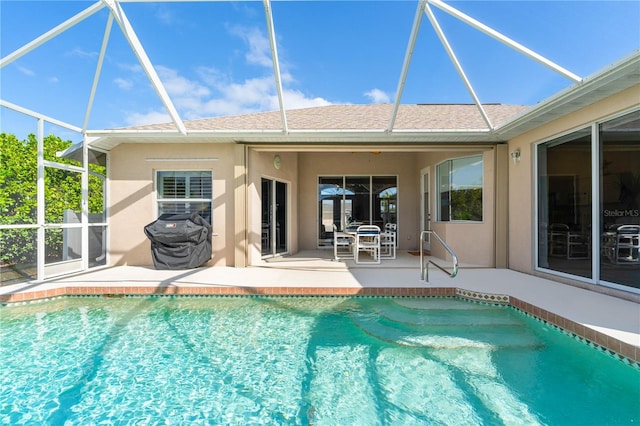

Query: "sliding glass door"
left=599, top=112, right=640, bottom=288
left=318, top=176, right=397, bottom=248
left=261, top=178, right=287, bottom=256
left=536, top=109, right=639, bottom=291
left=537, top=129, right=592, bottom=279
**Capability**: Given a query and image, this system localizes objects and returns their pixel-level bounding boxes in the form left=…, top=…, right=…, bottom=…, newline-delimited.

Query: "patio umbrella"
left=319, top=185, right=354, bottom=200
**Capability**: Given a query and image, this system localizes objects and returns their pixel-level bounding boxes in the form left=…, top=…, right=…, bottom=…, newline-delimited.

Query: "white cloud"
left=364, top=88, right=391, bottom=104
left=124, top=110, right=171, bottom=127
left=17, top=65, right=35, bottom=76
left=118, top=26, right=331, bottom=126
left=66, top=47, right=98, bottom=59
left=114, top=78, right=133, bottom=90
left=221, top=77, right=273, bottom=106
left=118, top=63, right=144, bottom=74
left=157, top=65, right=211, bottom=98
left=282, top=89, right=331, bottom=110
left=155, top=6, right=176, bottom=26
left=195, top=66, right=229, bottom=88
left=228, top=25, right=273, bottom=68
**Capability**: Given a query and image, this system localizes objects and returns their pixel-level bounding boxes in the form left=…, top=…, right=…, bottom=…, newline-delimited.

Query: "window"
left=536, top=109, right=640, bottom=290
left=156, top=171, right=212, bottom=223
left=317, top=176, right=397, bottom=247
left=437, top=155, right=483, bottom=222
left=537, top=129, right=592, bottom=279
left=599, top=111, right=640, bottom=288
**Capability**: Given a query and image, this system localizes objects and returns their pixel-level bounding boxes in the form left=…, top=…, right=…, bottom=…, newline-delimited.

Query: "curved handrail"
left=420, top=230, right=458, bottom=282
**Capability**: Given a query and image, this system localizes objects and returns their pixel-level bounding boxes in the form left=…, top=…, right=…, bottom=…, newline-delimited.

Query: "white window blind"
left=157, top=171, right=212, bottom=223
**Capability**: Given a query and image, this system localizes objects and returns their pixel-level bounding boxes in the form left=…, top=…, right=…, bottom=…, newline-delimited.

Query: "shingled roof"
left=120, top=103, right=528, bottom=132
left=86, top=52, right=637, bottom=152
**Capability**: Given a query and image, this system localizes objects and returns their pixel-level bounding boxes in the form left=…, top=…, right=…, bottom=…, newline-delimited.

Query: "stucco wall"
left=247, top=150, right=299, bottom=264
left=507, top=85, right=640, bottom=273
left=108, top=143, right=236, bottom=267
left=294, top=149, right=498, bottom=266
left=297, top=151, right=420, bottom=251
left=108, top=144, right=498, bottom=268
left=417, top=149, right=497, bottom=267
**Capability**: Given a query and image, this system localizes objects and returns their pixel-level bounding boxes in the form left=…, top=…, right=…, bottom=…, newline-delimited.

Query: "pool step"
left=352, top=312, right=542, bottom=349
left=392, top=298, right=500, bottom=311
left=350, top=299, right=544, bottom=350
left=371, top=303, right=522, bottom=327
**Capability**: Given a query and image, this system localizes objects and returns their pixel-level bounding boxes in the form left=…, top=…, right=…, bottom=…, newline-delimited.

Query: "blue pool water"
left=1, top=296, right=638, bottom=425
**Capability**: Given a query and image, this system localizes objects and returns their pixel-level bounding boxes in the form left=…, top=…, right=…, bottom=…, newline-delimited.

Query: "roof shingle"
left=120, top=103, right=529, bottom=132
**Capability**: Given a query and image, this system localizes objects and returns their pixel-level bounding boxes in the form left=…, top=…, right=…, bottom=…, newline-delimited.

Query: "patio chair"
left=549, top=223, right=569, bottom=257
left=380, top=223, right=397, bottom=259
left=333, top=224, right=355, bottom=260
left=355, top=225, right=381, bottom=264
left=603, top=224, right=640, bottom=264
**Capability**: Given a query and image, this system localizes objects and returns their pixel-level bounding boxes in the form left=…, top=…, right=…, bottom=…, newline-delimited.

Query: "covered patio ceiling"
left=1, top=0, right=638, bottom=147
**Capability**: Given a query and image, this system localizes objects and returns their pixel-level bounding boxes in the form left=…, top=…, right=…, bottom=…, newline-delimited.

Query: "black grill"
left=144, top=213, right=212, bottom=270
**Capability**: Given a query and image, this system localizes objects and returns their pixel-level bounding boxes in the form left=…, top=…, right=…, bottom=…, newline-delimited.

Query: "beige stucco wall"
left=417, top=148, right=497, bottom=267
left=247, top=150, right=299, bottom=265
left=107, top=137, right=507, bottom=269
left=296, top=149, right=498, bottom=267
left=507, top=85, right=640, bottom=273
left=107, top=143, right=498, bottom=268
left=297, top=151, right=421, bottom=252
left=108, top=143, right=236, bottom=267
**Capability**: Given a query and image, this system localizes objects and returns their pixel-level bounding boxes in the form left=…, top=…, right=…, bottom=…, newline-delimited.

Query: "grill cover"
left=144, top=213, right=212, bottom=270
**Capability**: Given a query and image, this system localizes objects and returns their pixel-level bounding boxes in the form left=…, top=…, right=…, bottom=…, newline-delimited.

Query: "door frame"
left=261, top=177, right=289, bottom=258
left=420, top=167, right=431, bottom=252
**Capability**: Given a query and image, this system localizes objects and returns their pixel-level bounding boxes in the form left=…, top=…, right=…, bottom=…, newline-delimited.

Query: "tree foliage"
left=0, top=133, right=106, bottom=265
left=451, top=188, right=483, bottom=221
left=0, top=133, right=37, bottom=224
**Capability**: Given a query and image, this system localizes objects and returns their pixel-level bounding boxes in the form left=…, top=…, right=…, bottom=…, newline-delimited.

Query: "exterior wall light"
left=510, top=148, right=521, bottom=164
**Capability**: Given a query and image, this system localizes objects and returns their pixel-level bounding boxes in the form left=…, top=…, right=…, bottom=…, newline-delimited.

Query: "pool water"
left=1, top=296, right=638, bottom=425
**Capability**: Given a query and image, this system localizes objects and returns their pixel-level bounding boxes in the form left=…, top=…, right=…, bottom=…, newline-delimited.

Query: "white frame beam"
left=424, top=4, right=492, bottom=130
left=263, top=0, right=288, bottom=134
left=0, top=100, right=83, bottom=133
left=0, top=2, right=105, bottom=69
left=388, top=0, right=426, bottom=132
left=103, top=0, right=187, bottom=135
left=36, top=119, right=46, bottom=281
left=84, top=14, right=114, bottom=132
left=429, top=0, right=582, bottom=83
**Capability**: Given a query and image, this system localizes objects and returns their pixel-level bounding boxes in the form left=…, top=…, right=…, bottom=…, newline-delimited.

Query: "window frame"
left=317, top=175, right=398, bottom=248
left=155, top=170, right=213, bottom=223
left=534, top=107, right=640, bottom=293
left=436, top=154, right=484, bottom=223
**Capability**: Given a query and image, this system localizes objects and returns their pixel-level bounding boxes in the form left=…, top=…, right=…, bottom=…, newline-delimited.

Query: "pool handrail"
left=420, top=230, right=458, bottom=282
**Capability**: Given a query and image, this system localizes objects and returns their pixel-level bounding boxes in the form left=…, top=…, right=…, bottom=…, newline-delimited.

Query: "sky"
left=1, top=0, right=639, bottom=140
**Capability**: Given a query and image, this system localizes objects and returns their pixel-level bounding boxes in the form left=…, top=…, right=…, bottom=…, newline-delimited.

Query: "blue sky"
left=1, top=0, right=639, bottom=139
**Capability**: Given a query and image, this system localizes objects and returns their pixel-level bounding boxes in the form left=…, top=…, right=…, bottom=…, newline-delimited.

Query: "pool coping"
left=2, top=284, right=638, bottom=367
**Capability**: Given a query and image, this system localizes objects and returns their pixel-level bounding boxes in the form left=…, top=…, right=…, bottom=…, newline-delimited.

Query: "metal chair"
left=603, top=224, right=640, bottom=264
left=355, top=225, right=381, bottom=264
left=380, top=223, right=397, bottom=259
left=333, top=224, right=355, bottom=260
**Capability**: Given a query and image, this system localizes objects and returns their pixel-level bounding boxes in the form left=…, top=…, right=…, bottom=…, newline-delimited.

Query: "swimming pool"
left=1, top=296, right=638, bottom=425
